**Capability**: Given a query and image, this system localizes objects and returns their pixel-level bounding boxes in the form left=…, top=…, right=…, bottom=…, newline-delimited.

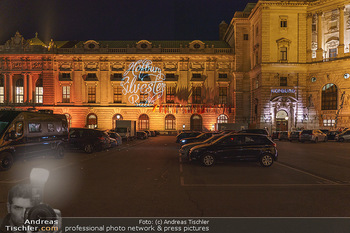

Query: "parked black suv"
left=68, top=128, right=111, bottom=153
left=189, top=133, right=278, bottom=167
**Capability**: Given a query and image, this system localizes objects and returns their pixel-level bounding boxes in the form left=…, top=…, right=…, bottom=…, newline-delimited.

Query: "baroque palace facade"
left=225, top=0, right=350, bottom=132
left=1, top=0, right=350, bottom=133
left=0, top=34, right=236, bottom=132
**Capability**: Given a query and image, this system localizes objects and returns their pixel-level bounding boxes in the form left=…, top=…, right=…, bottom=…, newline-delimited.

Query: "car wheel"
left=0, top=152, right=14, bottom=171
left=84, top=144, right=94, bottom=154
left=201, top=154, right=216, bottom=167
left=324, top=137, right=327, bottom=142
left=259, top=154, right=273, bottom=167
left=314, top=138, right=318, bottom=143
left=339, top=138, right=345, bottom=142
left=55, top=145, right=64, bottom=159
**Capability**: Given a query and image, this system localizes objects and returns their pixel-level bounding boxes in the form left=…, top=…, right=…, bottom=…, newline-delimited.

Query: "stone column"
left=307, top=13, right=313, bottom=62
left=8, top=74, right=13, bottom=103
left=316, top=12, right=324, bottom=61
left=23, top=73, right=27, bottom=103
left=3, top=73, right=7, bottom=103
left=338, top=6, right=345, bottom=57
left=27, top=74, right=31, bottom=103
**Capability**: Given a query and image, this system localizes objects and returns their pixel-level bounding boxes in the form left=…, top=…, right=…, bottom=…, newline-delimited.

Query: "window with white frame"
left=323, top=119, right=335, bottom=127
left=35, top=79, right=43, bottom=103
left=62, top=86, right=70, bottom=103
left=15, top=78, right=24, bottom=103
left=0, top=76, right=4, bottom=103
left=217, top=114, right=228, bottom=124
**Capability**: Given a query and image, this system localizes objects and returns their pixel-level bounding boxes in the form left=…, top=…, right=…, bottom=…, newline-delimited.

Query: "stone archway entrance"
left=276, top=110, right=288, bottom=131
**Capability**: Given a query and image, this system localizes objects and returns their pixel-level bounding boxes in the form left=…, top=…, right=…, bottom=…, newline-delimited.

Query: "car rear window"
left=301, top=130, right=312, bottom=134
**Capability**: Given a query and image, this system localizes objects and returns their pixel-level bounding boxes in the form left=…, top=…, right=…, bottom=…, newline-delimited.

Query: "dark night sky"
left=0, top=0, right=255, bottom=44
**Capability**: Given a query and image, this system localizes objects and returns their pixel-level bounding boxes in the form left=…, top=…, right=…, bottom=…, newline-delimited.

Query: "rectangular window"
left=0, top=87, right=4, bottom=103
left=280, top=47, right=287, bottom=61
left=280, top=20, right=287, bottom=28
left=192, top=73, right=202, bottom=79
left=140, top=92, right=148, bottom=103
left=280, top=77, right=288, bottom=86
left=329, top=48, right=337, bottom=59
left=62, top=86, right=70, bottom=103
left=29, top=123, right=41, bottom=133
left=111, top=73, right=123, bottom=81
left=192, top=87, right=201, bottom=104
left=166, top=73, right=175, bottom=79
left=86, top=73, right=98, bottom=81
left=88, top=86, right=96, bottom=103
left=60, top=73, right=71, bottom=81
left=35, top=86, right=43, bottom=103
left=16, top=87, right=24, bottom=103
left=166, top=86, right=175, bottom=103
left=323, top=119, right=335, bottom=127
left=219, top=73, right=228, bottom=79
left=219, top=87, right=228, bottom=104
left=47, top=123, right=55, bottom=132
left=113, top=86, right=122, bottom=103
left=243, top=34, right=249, bottom=40
left=312, top=24, right=316, bottom=32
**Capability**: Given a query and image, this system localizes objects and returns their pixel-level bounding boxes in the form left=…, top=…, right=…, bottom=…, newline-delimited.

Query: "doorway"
left=190, top=114, right=202, bottom=131
left=276, top=110, right=288, bottom=131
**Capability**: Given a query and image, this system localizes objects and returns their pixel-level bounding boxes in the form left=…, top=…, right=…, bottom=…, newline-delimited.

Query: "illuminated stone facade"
left=225, top=0, right=350, bottom=131
left=2, top=0, right=350, bottom=132
left=0, top=34, right=236, bottom=132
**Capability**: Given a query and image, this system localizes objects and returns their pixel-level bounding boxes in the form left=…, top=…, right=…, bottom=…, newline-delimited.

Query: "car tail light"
left=98, top=137, right=105, bottom=141
left=273, top=142, right=276, bottom=147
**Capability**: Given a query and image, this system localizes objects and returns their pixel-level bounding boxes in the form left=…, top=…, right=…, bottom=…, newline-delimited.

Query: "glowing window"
left=321, top=83, right=337, bottom=110
left=15, top=78, right=24, bottom=103
left=35, top=79, right=43, bottom=104
left=217, top=114, right=228, bottom=124
left=165, top=114, right=176, bottom=130
left=139, top=114, right=149, bottom=130
left=87, top=114, right=97, bottom=129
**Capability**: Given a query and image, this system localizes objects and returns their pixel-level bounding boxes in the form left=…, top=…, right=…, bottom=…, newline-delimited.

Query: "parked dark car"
left=68, top=128, right=111, bottom=153
left=300, top=130, right=327, bottom=143
left=150, top=130, right=156, bottom=137
left=188, top=133, right=278, bottom=167
left=278, top=131, right=289, bottom=141
left=327, top=130, right=339, bottom=141
left=107, top=131, right=122, bottom=146
left=335, top=130, right=350, bottom=142
left=289, top=131, right=301, bottom=141
left=154, top=130, right=160, bottom=135
left=239, top=129, right=270, bottom=138
left=144, top=130, right=152, bottom=137
left=179, top=132, right=217, bottom=146
left=137, top=131, right=148, bottom=140
left=179, top=133, right=226, bottom=159
left=176, top=131, right=201, bottom=143
left=271, top=131, right=280, bottom=140
left=320, top=129, right=329, bottom=135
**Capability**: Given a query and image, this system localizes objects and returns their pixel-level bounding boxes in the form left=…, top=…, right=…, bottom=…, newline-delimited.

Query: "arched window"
left=0, top=75, right=4, bottom=103
left=15, top=78, right=24, bottom=103
left=65, top=113, right=72, bottom=128
left=139, top=114, right=149, bottom=130
left=87, top=113, right=98, bottom=129
left=217, top=114, right=228, bottom=124
left=165, top=114, right=176, bottom=130
left=112, top=114, right=123, bottom=129
left=35, top=79, right=43, bottom=103
left=322, top=83, right=337, bottom=110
